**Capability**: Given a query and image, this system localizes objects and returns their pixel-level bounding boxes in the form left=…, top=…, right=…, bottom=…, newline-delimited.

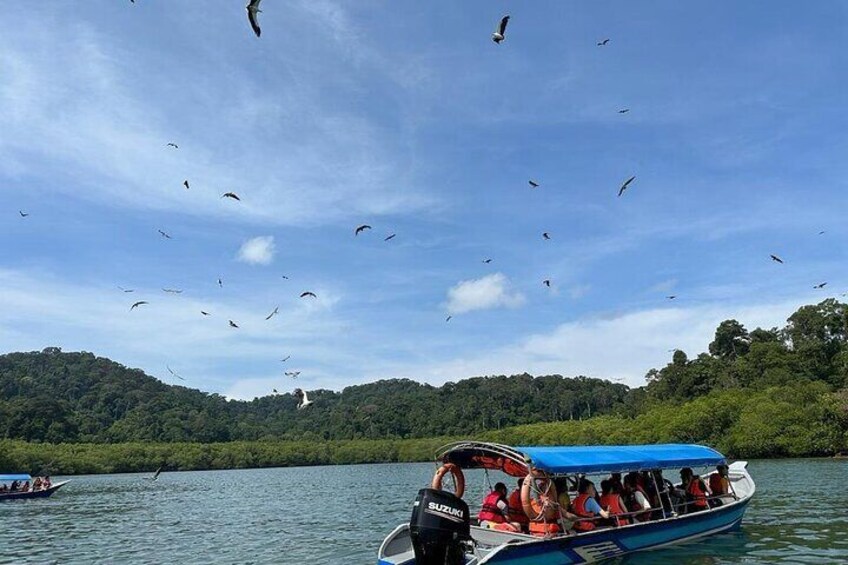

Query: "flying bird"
left=166, top=143, right=178, bottom=149
left=770, top=254, right=784, bottom=264
left=285, top=371, right=301, bottom=379
left=130, top=301, right=148, bottom=310
left=158, top=229, right=172, bottom=239
left=281, top=275, right=290, bottom=280
left=246, top=0, right=262, bottom=38
left=492, top=15, right=510, bottom=44
left=618, top=176, right=636, bottom=197
left=221, top=192, right=241, bottom=201
left=294, top=388, right=313, bottom=409
left=667, top=295, right=677, bottom=300
left=618, top=108, right=630, bottom=114
left=384, top=233, right=397, bottom=241
left=273, top=388, right=278, bottom=394
left=528, top=180, right=539, bottom=188
left=265, top=306, right=279, bottom=320
left=162, top=288, right=183, bottom=294
left=355, top=224, right=372, bottom=236
left=217, top=278, right=223, bottom=288
left=543, top=279, right=551, bottom=288
left=482, top=259, right=493, bottom=264
left=146, top=467, right=162, bottom=481
left=166, top=365, right=185, bottom=381
left=19, top=210, right=29, bottom=217
left=281, top=355, right=291, bottom=363
left=819, top=230, right=826, bottom=235
left=300, top=291, right=317, bottom=299
left=229, top=320, right=239, bottom=328
left=446, top=316, right=452, bottom=323
left=183, top=180, right=190, bottom=190
left=542, top=232, right=551, bottom=240
left=814, top=282, right=828, bottom=289
left=597, top=38, right=610, bottom=46
left=201, top=311, right=210, bottom=316
left=118, top=286, right=134, bottom=293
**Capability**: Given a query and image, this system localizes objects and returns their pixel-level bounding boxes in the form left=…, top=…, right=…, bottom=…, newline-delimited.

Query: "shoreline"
left=2, top=437, right=842, bottom=477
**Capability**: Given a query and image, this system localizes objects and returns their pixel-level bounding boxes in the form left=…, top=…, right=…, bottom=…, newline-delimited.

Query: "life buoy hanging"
left=431, top=463, right=465, bottom=499
left=521, top=469, right=559, bottom=522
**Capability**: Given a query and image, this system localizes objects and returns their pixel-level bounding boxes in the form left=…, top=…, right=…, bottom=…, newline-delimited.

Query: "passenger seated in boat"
left=478, top=482, right=520, bottom=532
left=43, top=476, right=52, bottom=489
left=708, top=465, right=730, bottom=507
left=10, top=480, right=20, bottom=492
left=20, top=481, right=30, bottom=492
left=599, top=479, right=630, bottom=526
left=507, top=478, right=530, bottom=532
left=552, top=477, right=579, bottom=532
left=622, top=473, right=652, bottom=522
left=571, top=479, right=610, bottom=532
left=680, top=468, right=709, bottom=513
left=0, top=484, right=7, bottom=493
left=609, top=472, right=623, bottom=492
left=32, top=477, right=42, bottom=491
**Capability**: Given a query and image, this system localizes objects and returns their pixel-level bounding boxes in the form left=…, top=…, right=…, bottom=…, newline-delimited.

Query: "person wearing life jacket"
left=478, top=482, right=520, bottom=531
left=571, top=479, right=610, bottom=532
left=680, top=467, right=709, bottom=513
left=708, top=464, right=730, bottom=507
left=622, top=472, right=652, bottom=522
left=599, top=479, right=630, bottom=527
left=507, top=478, right=530, bottom=531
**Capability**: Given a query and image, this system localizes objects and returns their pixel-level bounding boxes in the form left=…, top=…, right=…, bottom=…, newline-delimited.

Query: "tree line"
left=1, top=299, right=846, bottom=474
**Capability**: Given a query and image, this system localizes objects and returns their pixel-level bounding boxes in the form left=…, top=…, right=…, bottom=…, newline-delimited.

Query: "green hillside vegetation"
left=1, top=299, right=847, bottom=474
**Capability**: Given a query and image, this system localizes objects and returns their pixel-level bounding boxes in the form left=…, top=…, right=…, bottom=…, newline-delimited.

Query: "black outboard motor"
left=410, top=488, right=472, bottom=565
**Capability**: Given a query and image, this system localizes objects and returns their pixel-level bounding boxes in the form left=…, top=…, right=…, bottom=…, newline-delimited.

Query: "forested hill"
left=3, top=299, right=847, bottom=452
left=0, top=349, right=628, bottom=443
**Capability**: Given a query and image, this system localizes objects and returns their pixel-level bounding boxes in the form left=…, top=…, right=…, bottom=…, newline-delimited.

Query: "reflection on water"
left=0, top=459, right=846, bottom=564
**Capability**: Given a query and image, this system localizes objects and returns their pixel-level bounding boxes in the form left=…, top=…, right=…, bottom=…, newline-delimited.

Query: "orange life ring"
left=431, top=463, right=465, bottom=499
left=521, top=470, right=559, bottom=522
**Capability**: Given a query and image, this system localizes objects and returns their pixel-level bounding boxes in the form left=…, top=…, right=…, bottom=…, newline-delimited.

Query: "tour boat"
left=377, top=442, right=755, bottom=564
left=0, top=474, right=70, bottom=501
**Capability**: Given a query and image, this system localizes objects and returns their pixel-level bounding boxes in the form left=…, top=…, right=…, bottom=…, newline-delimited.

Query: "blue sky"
left=1, top=1, right=846, bottom=399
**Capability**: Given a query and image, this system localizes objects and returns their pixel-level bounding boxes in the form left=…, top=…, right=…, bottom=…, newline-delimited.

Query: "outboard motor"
left=410, top=488, right=472, bottom=565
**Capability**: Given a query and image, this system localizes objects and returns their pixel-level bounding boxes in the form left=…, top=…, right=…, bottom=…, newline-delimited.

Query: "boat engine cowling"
left=410, top=488, right=471, bottom=565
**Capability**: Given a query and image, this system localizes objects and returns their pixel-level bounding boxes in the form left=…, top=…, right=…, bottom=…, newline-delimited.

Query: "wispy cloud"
left=0, top=7, right=434, bottom=227
left=445, top=273, right=525, bottom=315
left=409, top=297, right=815, bottom=388
left=237, top=236, right=275, bottom=265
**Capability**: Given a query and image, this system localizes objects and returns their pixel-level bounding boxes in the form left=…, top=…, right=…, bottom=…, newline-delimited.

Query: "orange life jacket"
left=528, top=521, right=561, bottom=536
left=571, top=493, right=597, bottom=532
left=686, top=478, right=708, bottom=510
left=599, top=493, right=630, bottom=526
left=478, top=491, right=506, bottom=523
left=709, top=473, right=728, bottom=495
left=507, top=490, right=529, bottom=524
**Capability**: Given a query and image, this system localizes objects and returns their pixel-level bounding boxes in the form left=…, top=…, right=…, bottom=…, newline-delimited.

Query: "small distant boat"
left=377, top=442, right=755, bottom=564
left=0, top=474, right=70, bottom=502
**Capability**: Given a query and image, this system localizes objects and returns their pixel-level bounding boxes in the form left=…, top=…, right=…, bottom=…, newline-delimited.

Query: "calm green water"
left=1, top=459, right=846, bottom=564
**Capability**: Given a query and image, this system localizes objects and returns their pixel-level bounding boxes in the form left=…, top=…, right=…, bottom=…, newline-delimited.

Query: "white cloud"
left=237, top=236, right=275, bottom=265
left=445, top=273, right=525, bottom=315
left=0, top=9, right=434, bottom=227
left=410, top=297, right=815, bottom=388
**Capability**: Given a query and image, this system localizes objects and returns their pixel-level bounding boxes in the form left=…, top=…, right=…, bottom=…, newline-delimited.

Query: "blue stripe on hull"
left=484, top=500, right=750, bottom=564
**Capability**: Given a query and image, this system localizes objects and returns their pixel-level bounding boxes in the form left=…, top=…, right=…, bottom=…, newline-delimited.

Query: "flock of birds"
left=14, top=4, right=846, bottom=421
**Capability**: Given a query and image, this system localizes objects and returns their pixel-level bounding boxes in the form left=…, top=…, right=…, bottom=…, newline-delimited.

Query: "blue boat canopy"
left=518, top=444, right=726, bottom=474
left=0, top=474, right=32, bottom=482
left=437, top=442, right=726, bottom=476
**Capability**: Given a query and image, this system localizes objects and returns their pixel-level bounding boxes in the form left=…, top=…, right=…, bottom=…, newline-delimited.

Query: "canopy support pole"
left=650, top=472, right=667, bottom=520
